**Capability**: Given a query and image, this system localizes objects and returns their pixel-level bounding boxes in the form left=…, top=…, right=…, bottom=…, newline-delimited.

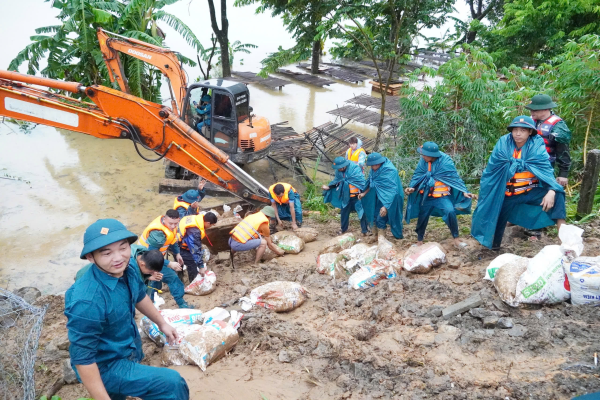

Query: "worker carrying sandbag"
left=269, top=182, right=303, bottom=230
left=358, top=152, right=404, bottom=239
left=471, top=116, right=566, bottom=249
left=173, top=179, right=207, bottom=219
left=322, top=156, right=370, bottom=236
left=138, top=210, right=189, bottom=308
left=66, top=219, right=189, bottom=400
left=404, top=141, right=476, bottom=248
left=229, top=206, right=284, bottom=266
left=176, top=212, right=217, bottom=283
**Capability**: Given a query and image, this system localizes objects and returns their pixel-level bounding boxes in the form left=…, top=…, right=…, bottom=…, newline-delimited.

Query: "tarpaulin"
left=323, top=162, right=367, bottom=218
left=363, top=158, right=404, bottom=238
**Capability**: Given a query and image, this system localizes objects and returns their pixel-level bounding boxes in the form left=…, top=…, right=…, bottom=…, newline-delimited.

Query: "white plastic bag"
left=140, top=308, right=204, bottom=346
left=180, top=320, right=239, bottom=371
left=559, top=224, right=585, bottom=260
left=203, top=307, right=230, bottom=325
left=153, top=295, right=165, bottom=310
left=376, top=236, right=397, bottom=261
left=348, top=259, right=395, bottom=290
left=565, top=256, right=600, bottom=305
left=403, top=242, right=446, bottom=274
left=294, top=227, right=319, bottom=243
left=484, top=253, right=523, bottom=281
left=316, top=253, right=346, bottom=275
left=275, top=234, right=305, bottom=254
left=250, top=281, right=309, bottom=312
left=185, top=270, right=217, bottom=296
left=515, top=245, right=570, bottom=305
left=319, top=233, right=356, bottom=254
left=201, top=244, right=211, bottom=264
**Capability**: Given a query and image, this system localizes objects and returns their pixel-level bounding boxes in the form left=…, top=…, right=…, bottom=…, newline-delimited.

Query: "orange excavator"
left=96, top=28, right=271, bottom=166
left=0, top=69, right=271, bottom=205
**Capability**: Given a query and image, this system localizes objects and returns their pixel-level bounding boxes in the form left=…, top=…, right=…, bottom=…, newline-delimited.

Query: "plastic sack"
left=203, top=307, right=230, bottom=325
left=250, top=281, right=309, bottom=312
left=201, top=244, right=211, bottom=264
left=348, top=259, right=395, bottom=289
left=161, top=345, right=189, bottom=366
left=515, top=245, right=571, bottom=305
left=294, top=227, right=319, bottom=243
left=493, top=257, right=529, bottom=307
left=319, top=233, right=357, bottom=255
left=376, top=236, right=397, bottom=261
left=340, top=244, right=378, bottom=275
left=565, top=256, right=600, bottom=305
left=185, top=270, right=217, bottom=296
left=140, top=309, right=204, bottom=346
left=160, top=308, right=204, bottom=325
left=179, top=320, right=239, bottom=371
left=274, top=233, right=305, bottom=254
left=559, top=224, right=585, bottom=260
left=403, top=242, right=446, bottom=274
left=484, top=253, right=523, bottom=281
left=153, top=294, right=165, bottom=310
left=340, top=243, right=370, bottom=260
left=316, top=252, right=347, bottom=277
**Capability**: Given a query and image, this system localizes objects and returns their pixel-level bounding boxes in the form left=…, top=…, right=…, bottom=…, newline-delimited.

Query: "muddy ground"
left=27, top=216, right=600, bottom=399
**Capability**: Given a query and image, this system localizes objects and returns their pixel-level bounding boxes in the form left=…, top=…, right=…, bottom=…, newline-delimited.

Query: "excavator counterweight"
left=0, top=70, right=270, bottom=206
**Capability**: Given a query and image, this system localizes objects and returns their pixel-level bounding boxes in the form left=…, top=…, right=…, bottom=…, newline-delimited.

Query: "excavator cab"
left=183, top=79, right=271, bottom=164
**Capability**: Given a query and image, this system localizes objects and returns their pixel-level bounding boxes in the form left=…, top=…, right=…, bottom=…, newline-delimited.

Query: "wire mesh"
left=381, top=110, right=487, bottom=184
left=0, top=288, right=47, bottom=400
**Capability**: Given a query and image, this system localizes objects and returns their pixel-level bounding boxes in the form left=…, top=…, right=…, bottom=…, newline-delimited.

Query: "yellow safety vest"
left=346, top=147, right=366, bottom=163
left=505, top=149, right=539, bottom=196
left=230, top=212, right=269, bottom=244
left=177, top=215, right=206, bottom=249
left=269, top=182, right=296, bottom=205
left=138, top=216, right=177, bottom=255
left=173, top=197, right=198, bottom=214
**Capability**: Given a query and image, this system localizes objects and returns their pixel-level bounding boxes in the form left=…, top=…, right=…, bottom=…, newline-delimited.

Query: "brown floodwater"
left=0, top=74, right=379, bottom=294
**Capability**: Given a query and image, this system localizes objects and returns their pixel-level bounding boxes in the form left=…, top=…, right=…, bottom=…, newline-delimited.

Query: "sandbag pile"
left=140, top=308, right=205, bottom=346
left=272, top=231, right=305, bottom=254
left=242, top=281, right=309, bottom=312
left=403, top=242, right=446, bottom=274
left=485, top=224, right=587, bottom=307
left=184, top=270, right=217, bottom=296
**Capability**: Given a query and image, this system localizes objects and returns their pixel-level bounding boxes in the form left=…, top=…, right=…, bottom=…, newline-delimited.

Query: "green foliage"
left=484, top=0, right=600, bottom=67
left=8, top=0, right=202, bottom=102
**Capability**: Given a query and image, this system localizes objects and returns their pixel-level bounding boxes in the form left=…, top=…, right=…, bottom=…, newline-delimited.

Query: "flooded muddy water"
left=0, top=72, right=379, bottom=294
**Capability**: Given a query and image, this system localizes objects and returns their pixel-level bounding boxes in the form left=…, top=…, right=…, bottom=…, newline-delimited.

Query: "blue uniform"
left=196, top=103, right=211, bottom=130
left=65, top=264, right=189, bottom=400
left=175, top=188, right=206, bottom=219
left=269, top=189, right=303, bottom=224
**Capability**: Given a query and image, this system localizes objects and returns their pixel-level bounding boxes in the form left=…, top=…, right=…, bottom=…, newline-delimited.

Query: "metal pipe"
left=0, top=70, right=83, bottom=94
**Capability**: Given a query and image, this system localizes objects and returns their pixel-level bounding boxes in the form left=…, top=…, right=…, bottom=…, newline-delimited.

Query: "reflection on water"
left=0, top=68, right=383, bottom=294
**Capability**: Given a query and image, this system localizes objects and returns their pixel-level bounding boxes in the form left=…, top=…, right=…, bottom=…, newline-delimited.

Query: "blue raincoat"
left=323, top=162, right=368, bottom=218
left=471, top=133, right=565, bottom=248
left=405, top=153, right=472, bottom=223
left=363, top=158, right=404, bottom=238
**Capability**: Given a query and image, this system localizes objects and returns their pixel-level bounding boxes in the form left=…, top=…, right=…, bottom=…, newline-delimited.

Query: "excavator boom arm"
left=96, top=28, right=188, bottom=115
left=0, top=70, right=269, bottom=206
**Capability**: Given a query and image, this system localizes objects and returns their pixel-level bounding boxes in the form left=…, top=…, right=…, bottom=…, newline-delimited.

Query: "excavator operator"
left=194, top=94, right=211, bottom=132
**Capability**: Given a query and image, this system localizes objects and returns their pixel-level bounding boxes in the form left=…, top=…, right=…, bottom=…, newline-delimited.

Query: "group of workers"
left=62, top=93, right=571, bottom=400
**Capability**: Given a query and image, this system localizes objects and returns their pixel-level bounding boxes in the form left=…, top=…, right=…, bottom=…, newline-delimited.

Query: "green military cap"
left=525, top=94, right=558, bottom=110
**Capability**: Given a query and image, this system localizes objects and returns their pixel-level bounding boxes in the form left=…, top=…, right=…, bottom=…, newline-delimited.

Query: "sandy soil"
left=26, top=216, right=600, bottom=399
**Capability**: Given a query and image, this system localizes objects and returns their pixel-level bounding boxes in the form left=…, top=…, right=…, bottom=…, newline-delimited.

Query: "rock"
left=312, top=341, right=332, bottom=358
left=469, top=308, right=491, bottom=319
left=414, top=332, right=436, bottom=347
left=49, top=333, right=71, bottom=351
left=355, top=296, right=365, bottom=307
left=497, top=317, right=514, bottom=329
left=13, top=287, right=42, bottom=305
left=42, top=342, right=69, bottom=362
left=446, top=255, right=461, bottom=269
left=492, top=300, right=511, bottom=313
left=336, top=373, right=352, bottom=389
left=442, top=294, right=483, bottom=320
left=351, top=362, right=368, bottom=380
left=482, top=316, right=499, bottom=329
left=508, top=324, right=528, bottom=337
left=435, top=325, right=461, bottom=343
left=62, top=358, right=78, bottom=384
left=233, top=285, right=249, bottom=296
left=278, top=350, right=291, bottom=363
left=354, top=324, right=377, bottom=341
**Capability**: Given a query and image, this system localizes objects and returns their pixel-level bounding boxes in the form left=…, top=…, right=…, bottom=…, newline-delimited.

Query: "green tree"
left=485, top=0, right=600, bottom=67
left=9, top=0, right=203, bottom=102
left=235, top=0, right=334, bottom=74
left=207, top=0, right=232, bottom=77
left=322, top=0, right=454, bottom=149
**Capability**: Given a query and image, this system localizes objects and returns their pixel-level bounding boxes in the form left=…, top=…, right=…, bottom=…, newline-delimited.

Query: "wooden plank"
left=232, top=71, right=292, bottom=89
left=277, top=68, right=335, bottom=87
left=577, top=149, right=600, bottom=215
left=158, top=178, right=232, bottom=197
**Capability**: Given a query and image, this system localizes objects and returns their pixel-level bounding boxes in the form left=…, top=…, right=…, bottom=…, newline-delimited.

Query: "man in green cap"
left=322, top=156, right=370, bottom=235
left=526, top=94, right=572, bottom=187
left=65, top=219, right=189, bottom=400
left=404, top=142, right=476, bottom=247
left=358, top=152, right=404, bottom=239
left=229, top=206, right=284, bottom=266
left=173, top=179, right=207, bottom=219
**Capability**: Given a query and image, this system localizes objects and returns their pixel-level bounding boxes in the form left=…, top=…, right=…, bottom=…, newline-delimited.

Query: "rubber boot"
left=378, top=228, right=387, bottom=239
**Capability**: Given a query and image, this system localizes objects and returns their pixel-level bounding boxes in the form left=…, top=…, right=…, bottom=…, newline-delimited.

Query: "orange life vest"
left=230, top=212, right=269, bottom=244
left=138, top=216, right=177, bottom=255
left=349, top=183, right=360, bottom=196
left=346, top=147, right=366, bottom=163
left=269, top=182, right=296, bottom=205
left=173, top=197, right=198, bottom=214
left=505, top=149, right=539, bottom=196
left=419, top=162, right=451, bottom=197
left=177, top=215, right=206, bottom=249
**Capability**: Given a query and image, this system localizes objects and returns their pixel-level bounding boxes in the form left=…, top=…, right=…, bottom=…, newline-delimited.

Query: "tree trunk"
left=219, top=38, right=231, bottom=77
left=311, top=40, right=320, bottom=74
left=207, top=0, right=230, bottom=77
left=466, top=30, right=477, bottom=44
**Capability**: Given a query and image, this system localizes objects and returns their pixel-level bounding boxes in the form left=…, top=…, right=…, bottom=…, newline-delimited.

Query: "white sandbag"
left=202, top=307, right=230, bottom=325
left=403, top=242, right=446, bottom=274
left=559, top=224, right=584, bottom=259
left=201, top=244, right=211, bottom=264
left=294, top=227, right=319, bottom=243
left=348, top=259, right=396, bottom=290
left=565, top=256, right=600, bottom=305
left=493, top=257, right=529, bottom=307
left=484, top=253, right=523, bottom=281
left=515, top=245, right=570, bottom=305
left=316, top=252, right=347, bottom=277
left=250, top=281, right=309, bottom=312
left=276, top=234, right=305, bottom=254
left=185, top=270, right=217, bottom=296
left=319, top=233, right=357, bottom=254
left=161, top=344, right=190, bottom=366
left=340, top=243, right=370, bottom=260
left=180, top=320, right=239, bottom=371
left=376, top=236, right=397, bottom=260
left=140, top=308, right=204, bottom=346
